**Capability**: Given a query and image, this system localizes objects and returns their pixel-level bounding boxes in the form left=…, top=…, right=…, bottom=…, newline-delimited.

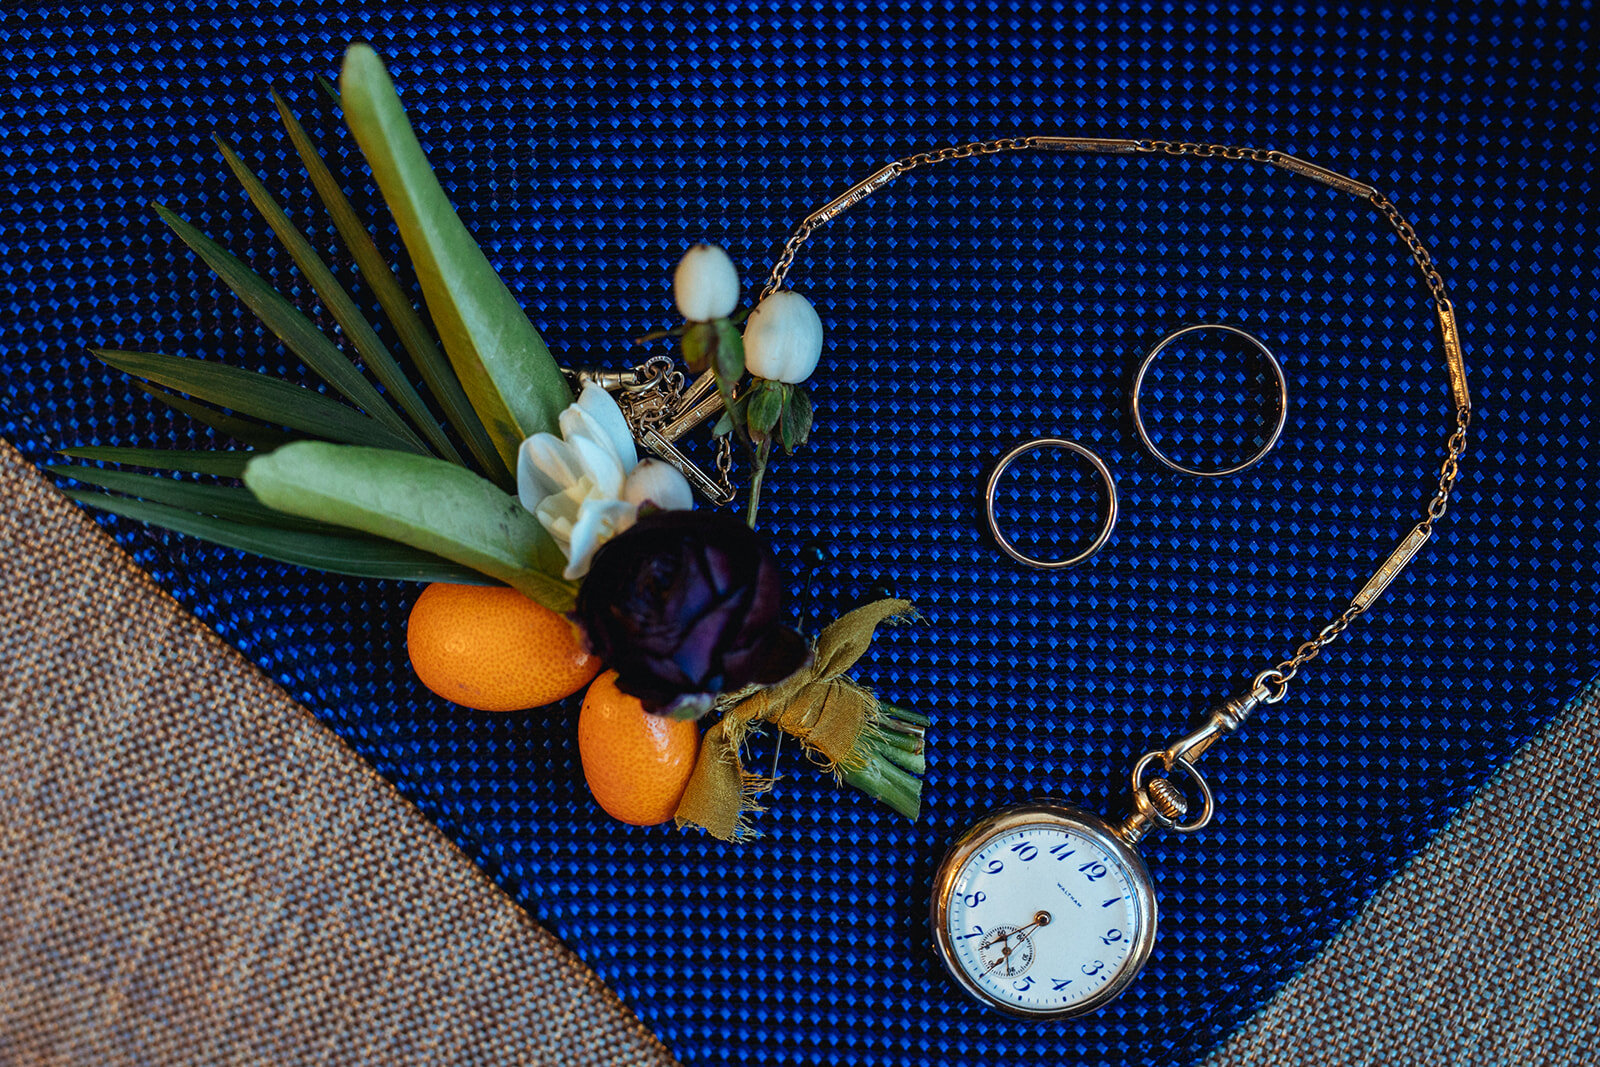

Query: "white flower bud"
left=673, top=243, right=740, bottom=322
left=742, top=290, right=823, bottom=384
left=621, top=458, right=694, bottom=511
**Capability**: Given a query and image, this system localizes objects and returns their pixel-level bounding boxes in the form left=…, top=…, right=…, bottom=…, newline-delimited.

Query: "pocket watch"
left=929, top=800, right=1158, bottom=1017
left=929, top=682, right=1261, bottom=1018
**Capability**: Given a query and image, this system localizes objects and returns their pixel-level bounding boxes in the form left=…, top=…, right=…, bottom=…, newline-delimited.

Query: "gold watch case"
left=929, top=800, right=1159, bottom=1018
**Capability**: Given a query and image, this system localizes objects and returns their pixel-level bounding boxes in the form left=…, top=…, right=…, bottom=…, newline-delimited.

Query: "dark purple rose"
left=574, top=510, right=809, bottom=718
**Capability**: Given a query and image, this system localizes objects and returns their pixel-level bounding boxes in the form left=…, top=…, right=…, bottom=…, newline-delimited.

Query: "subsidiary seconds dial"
left=931, top=802, right=1158, bottom=1017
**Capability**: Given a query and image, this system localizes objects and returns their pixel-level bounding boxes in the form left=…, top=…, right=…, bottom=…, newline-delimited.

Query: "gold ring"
left=1130, top=323, right=1288, bottom=478
left=984, top=438, right=1118, bottom=569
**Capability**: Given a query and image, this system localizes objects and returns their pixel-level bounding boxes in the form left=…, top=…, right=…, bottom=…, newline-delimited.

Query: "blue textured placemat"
left=2, top=4, right=1596, bottom=1065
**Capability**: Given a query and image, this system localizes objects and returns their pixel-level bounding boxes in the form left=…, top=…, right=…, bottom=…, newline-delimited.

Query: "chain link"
left=1369, top=193, right=1450, bottom=306
left=757, top=135, right=1470, bottom=705
left=1137, top=139, right=1280, bottom=166
left=760, top=221, right=818, bottom=302
left=760, top=137, right=1038, bottom=299
left=893, top=135, right=1038, bottom=174
left=714, top=433, right=735, bottom=500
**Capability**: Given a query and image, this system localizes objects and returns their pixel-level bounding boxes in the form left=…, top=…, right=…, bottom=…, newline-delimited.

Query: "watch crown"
left=1145, top=777, right=1190, bottom=821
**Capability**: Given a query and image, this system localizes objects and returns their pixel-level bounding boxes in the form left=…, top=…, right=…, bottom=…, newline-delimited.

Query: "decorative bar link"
left=804, top=163, right=904, bottom=226
left=638, top=427, right=737, bottom=506
left=1352, top=523, right=1434, bottom=612
left=1267, top=153, right=1377, bottom=198
left=1437, top=299, right=1472, bottom=412
left=1032, top=136, right=1144, bottom=153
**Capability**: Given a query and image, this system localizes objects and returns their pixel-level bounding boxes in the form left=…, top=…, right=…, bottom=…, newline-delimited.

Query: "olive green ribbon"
left=674, top=597, right=915, bottom=840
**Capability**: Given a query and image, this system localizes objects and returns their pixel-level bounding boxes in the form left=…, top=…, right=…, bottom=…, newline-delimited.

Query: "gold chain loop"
left=760, top=135, right=1471, bottom=705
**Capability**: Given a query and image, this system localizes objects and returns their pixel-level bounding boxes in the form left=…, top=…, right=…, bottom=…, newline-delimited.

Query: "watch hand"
left=980, top=911, right=1055, bottom=975
left=1008, top=911, right=1052, bottom=942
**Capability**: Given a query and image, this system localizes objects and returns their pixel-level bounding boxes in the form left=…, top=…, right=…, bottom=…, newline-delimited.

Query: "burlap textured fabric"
left=0, top=440, right=677, bottom=1066
left=1204, top=682, right=1600, bottom=1066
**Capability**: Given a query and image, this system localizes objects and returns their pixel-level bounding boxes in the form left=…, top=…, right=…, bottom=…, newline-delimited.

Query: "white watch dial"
left=939, top=817, right=1148, bottom=1014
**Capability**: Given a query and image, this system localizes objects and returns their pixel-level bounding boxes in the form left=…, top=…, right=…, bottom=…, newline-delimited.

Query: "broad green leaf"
left=65, top=489, right=494, bottom=585
left=49, top=465, right=335, bottom=531
left=152, top=203, right=428, bottom=453
left=711, top=318, right=745, bottom=384
left=58, top=446, right=257, bottom=478
left=139, top=384, right=293, bottom=450
left=748, top=381, right=784, bottom=437
left=272, top=90, right=510, bottom=486
left=99, top=349, right=424, bottom=453
left=680, top=321, right=714, bottom=374
left=244, top=441, right=575, bottom=610
left=214, top=135, right=464, bottom=465
left=339, top=44, right=572, bottom=470
left=781, top=385, right=813, bottom=455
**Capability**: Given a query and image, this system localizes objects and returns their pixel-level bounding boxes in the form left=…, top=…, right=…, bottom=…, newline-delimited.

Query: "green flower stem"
left=874, top=728, right=924, bottom=754
left=879, top=740, right=927, bottom=776
left=837, top=705, right=927, bottom=819
left=842, top=753, right=922, bottom=820
left=745, top=436, right=773, bottom=528
left=880, top=703, right=931, bottom=726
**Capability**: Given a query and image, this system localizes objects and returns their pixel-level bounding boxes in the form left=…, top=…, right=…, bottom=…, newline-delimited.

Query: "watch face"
left=930, top=802, right=1157, bottom=1018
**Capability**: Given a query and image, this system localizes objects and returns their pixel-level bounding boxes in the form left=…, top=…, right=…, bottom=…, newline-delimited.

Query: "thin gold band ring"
left=1129, top=323, right=1288, bottom=478
left=984, top=439, right=1118, bottom=570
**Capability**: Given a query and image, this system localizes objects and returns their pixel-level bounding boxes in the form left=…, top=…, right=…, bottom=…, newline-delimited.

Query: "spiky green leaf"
left=49, top=465, right=335, bottom=531
left=99, top=349, right=423, bottom=453
left=244, top=441, right=574, bottom=611
left=64, top=490, right=494, bottom=585
left=272, top=90, right=510, bottom=486
left=138, top=384, right=294, bottom=450
left=339, top=44, right=571, bottom=470
left=152, top=203, right=428, bottom=452
left=214, top=135, right=463, bottom=465
left=57, top=446, right=258, bottom=478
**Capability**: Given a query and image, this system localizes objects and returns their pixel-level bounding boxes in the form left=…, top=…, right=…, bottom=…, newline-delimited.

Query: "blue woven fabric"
left=3, top=3, right=1597, bottom=1064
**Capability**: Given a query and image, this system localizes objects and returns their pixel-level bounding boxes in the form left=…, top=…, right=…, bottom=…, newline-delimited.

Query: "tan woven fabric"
left=1204, top=682, right=1600, bottom=1066
left=0, top=440, right=678, bottom=1067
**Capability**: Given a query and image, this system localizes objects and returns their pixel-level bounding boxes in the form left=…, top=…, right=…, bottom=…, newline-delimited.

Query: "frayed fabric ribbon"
left=674, top=598, right=916, bottom=840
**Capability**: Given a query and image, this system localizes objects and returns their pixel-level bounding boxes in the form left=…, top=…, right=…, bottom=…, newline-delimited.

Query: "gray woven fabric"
left=1203, top=681, right=1600, bottom=1066
left=0, top=440, right=677, bottom=1067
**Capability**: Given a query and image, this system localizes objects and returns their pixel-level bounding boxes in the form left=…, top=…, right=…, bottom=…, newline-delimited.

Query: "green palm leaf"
left=271, top=90, right=510, bottom=486
left=49, top=465, right=336, bottom=532
left=138, top=385, right=294, bottom=450
left=97, top=349, right=424, bottom=453
left=57, top=446, right=258, bottom=478
left=152, top=203, right=429, bottom=453
left=213, top=135, right=465, bottom=466
left=64, top=490, right=494, bottom=585
left=339, top=44, right=572, bottom=470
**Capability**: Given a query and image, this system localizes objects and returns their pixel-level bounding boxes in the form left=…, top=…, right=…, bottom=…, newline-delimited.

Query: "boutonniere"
left=54, top=45, right=924, bottom=841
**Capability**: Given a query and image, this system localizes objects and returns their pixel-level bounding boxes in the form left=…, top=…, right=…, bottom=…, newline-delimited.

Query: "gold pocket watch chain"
left=758, top=135, right=1473, bottom=838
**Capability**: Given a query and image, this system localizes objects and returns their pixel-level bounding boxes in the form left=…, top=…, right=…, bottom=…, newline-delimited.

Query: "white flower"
left=673, top=243, right=740, bottom=322
left=517, top=384, right=692, bottom=580
left=622, top=458, right=695, bottom=511
left=743, top=290, right=823, bottom=384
